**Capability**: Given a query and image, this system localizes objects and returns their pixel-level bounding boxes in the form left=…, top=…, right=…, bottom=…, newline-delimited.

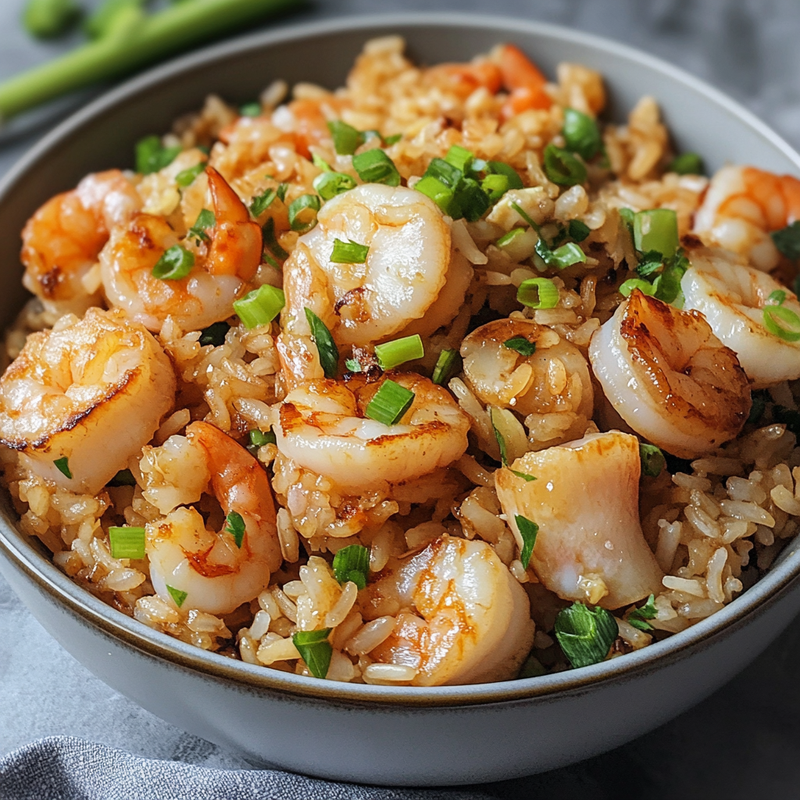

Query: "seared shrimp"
left=681, top=246, right=800, bottom=387
left=274, top=373, right=470, bottom=491
left=144, top=421, right=281, bottom=616
left=495, top=431, right=663, bottom=609
left=21, top=170, right=142, bottom=313
left=589, top=292, right=751, bottom=458
left=279, top=183, right=471, bottom=383
left=693, top=165, right=800, bottom=271
left=363, top=534, right=534, bottom=685
left=101, top=167, right=262, bottom=332
left=0, top=308, right=175, bottom=495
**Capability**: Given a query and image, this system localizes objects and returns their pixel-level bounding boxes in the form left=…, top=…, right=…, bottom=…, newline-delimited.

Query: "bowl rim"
left=2, top=10, right=800, bottom=708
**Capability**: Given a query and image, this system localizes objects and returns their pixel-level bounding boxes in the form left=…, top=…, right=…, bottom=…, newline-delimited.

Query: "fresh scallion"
left=633, top=209, right=678, bottom=259
left=304, top=308, right=339, bottom=378
left=489, top=408, right=508, bottom=466
left=668, top=153, right=704, bottom=175
left=175, top=162, right=206, bottom=188
left=365, top=379, right=414, bottom=425
left=510, top=201, right=539, bottom=231
left=383, top=133, right=402, bottom=146
left=288, top=194, right=321, bottom=232
left=332, top=544, right=370, bottom=590
left=24, top=0, right=82, bottom=39
left=562, top=108, right=603, bottom=161
left=426, top=158, right=462, bottom=189
left=327, top=120, right=363, bottom=156
left=568, top=219, right=591, bottom=242
left=534, top=238, right=586, bottom=269
left=167, top=584, right=187, bottom=608
left=224, top=511, right=246, bottom=548
left=457, top=177, right=492, bottom=222
left=514, top=514, right=538, bottom=570
left=311, top=153, right=332, bottom=172
left=53, top=456, right=72, bottom=479
left=635, top=251, right=664, bottom=279
left=292, top=628, right=333, bottom=679
left=652, top=255, right=689, bottom=304
left=554, top=602, right=619, bottom=669
left=543, top=143, right=587, bottom=187
left=248, top=428, right=276, bottom=449
left=517, top=278, right=559, bottom=309
left=763, top=304, right=800, bottom=341
left=187, top=208, right=216, bottom=244
left=482, top=173, right=510, bottom=202
left=313, top=171, right=357, bottom=201
left=503, top=336, right=536, bottom=357
left=772, top=221, right=800, bottom=260
left=352, top=149, right=401, bottom=186
left=262, top=217, right=289, bottom=261
left=136, top=135, right=181, bottom=176
left=619, top=279, right=656, bottom=298
left=108, top=526, right=146, bottom=560
left=414, top=175, right=456, bottom=216
left=639, top=443, right=666, bottom=477
left=432, top=349, right=458, bottom=385
left=627, top=594, right=657, bottom=632
left=486, top=161, right=524, bottom=190
left=249, top=187, right=277, bottom=218
left=198, top=321, right=230, bottom=347
left=509, top=469, right=537, bottom=482
left=374, top=335, right=424, bottom=370
left=344, top=358, right=362, bottom=373
left=496, top=228, right=527, bottom=249
left=233, top=284, right=285, bottom=329
left=331, top=239, right=370, bottom=264
left=445, top=145, right=475, bottom=172
left=151, top=245, right=194, bottom=280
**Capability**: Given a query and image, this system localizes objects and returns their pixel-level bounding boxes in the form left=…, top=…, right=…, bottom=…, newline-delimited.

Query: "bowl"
left=1, top=12, right=800, bottom=787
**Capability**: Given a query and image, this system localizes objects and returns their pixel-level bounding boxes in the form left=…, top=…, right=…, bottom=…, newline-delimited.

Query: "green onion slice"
left=554, top=602, right=619, bottom=669
left=426, top=157, right=462, bottom=189
left=653, top=254, right=689, bottom=304
left=772, top=221, right=800, bottom=260
left=136, top=135, right=181, bottom=175
left=249, top=187, right=277, bottom=218
left=633, top=209, right=678, bottom=259
left=332, top=544, right=370, bottom=590
left=327, top=120, right=363, bottom=156
left=188, top=208, right=216, bottom=243
left=517, top=278, right=559, bottom=309
left=535, top=238, right=586, bottom=269
left=432, top=349, right=458, bottom=386
left=331, top=238, right=370, bottom=264
left=224, top=511, right=246, bottom=548
left=365, top=379, right=414, bottom=425
left=568, top=219, right=591, bottom=242
left=489, top=408, right=508, bottom=467
left=635, top=251, right=664, bottom=279
left=374, top=334, right=424, bottom=370
left=639, top=443, right=666, bottom=477
left=763, top=304, right=800, bottom=341
left=514, top=514, right=538, bottom=569
left=562, top=108, right=603, bottom=161
left=619, top=279, right=656, bottom=298
left=510, top=202, right=540, bottom=231
left=151, top=244, right=195, bottom=281
left=248, top=428, right=276, bottom=450
left=486, top=161, right=524, bottom=190
left=668, top=153, right=704, bottom=176
left=313, top=171, right=357, bottom=201
left=53, top=456, right=72, bottom=479
left=312, top=153, right=332, bottom=172
left=352, top=149, right=401, bottom=186
left=445, top=144, right=475, bottom=172
left=262, top=217, right=289, bottom=261
left=543, top=143, right=587, bottom=187
left=509, top=470, right=537, bottom=482
left=109, top=526, right=146, bottom=560
left=233, top=284, right=285, bottom=329
left=457, top=177, right=491, bottom=222
left=198, top=321, right=230, bottom=347
left=482, top=173, right=509, bottom=203
left=496, top=228, right=527, bottom=249
left=768, top=289, right=788, bottom=306
left=304, top=308, right=339, bottom=378
left=292, top=628, right=333, bottom=679
left=167, top=584, right=188, bottom=608
left=175, top=162, right=206, bottom=188
left=288, top=194, right=321, bottom=232
left=503, top=336, right=536, bottom=357
left=627, top=594, right=657, bottom=631
left=414, top=175, right=456, bottom=216
left=344, top=358, right=362, bottom=373
left=383, top=133, right=402, bottom=146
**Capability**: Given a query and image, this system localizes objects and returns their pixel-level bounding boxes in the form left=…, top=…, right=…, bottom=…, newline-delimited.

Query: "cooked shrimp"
left=278, top=183, right=471, bottom=383
left=589, top=291, right=750, bottom=458
left=0, top=308, right=175, bottom=495
left=144, top=421, right=281, bottom=616
left=496, top=44, right=552, bottom=118
left=21, top=170, right=142, bottom=313
left=101, top=167, right=262, bottom=332
left=681, top=246, right=800, bottom=387
left=273, top=373, right=470, bottom=491
left=362, top=534, right=534, bottom=685
left=693, top=165, right=800, bottom=271
left=495, top=431, right=663, bottom=609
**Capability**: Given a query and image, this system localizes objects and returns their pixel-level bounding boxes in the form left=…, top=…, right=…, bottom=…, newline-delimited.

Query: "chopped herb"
left=445, top=144, right=475, bottom=172
left=457, top=177, right=492, bottom=222
left=248, top=428, right=276, bottom=450
left=383, top=133, right=402, bottom=146
left=374, top=334, right=424, bottom=370
left=239, top=101, right=261, bottom=117
left=365, top=379, right=414, bottom=425
left=136, top=135, right=181, bottom=175
left=167, top=584, right=187, bottom=608
left=24, top=0, right=82, bottom=39
left=652, top=254, right=689, bottom=304
left=332, top=544, right=370, bottom=590
left=109, top=469, right=136, bottom=487
left=108, top=526, right=145, bottom=560
left=619, top=278, right=657, bottom=298
left=618, top=207, right=635, bottom=232
left=249, top=187, right=277, bottom=218
left=187, top=208, right=216, bottom=244
left=198, top=321, right=230, bottom=347
left=489, top=408, right=508, bottom=466
left=415, top=175, right=456, bottom=216
left=426, top=157, right=462, bottom=189
left=224, top=511, right=246, bottom=548
left=562, top=108, right=603, bottom=161
left=352, top=149, right=401, bottom=186
left=534, top=238, right=586, bottom=269
left=344, top=358, right=362, bottom=373
left=432, top=349, right=458, bottom=386
left=262, top=217, right=289, bottom=261
left=554, top=602, right=619, bottom=669
left=510, top=201, right=540, bottom=231
left=514, top=514, right=538, bottom=569
left=292, top=628, right=332, bottom=679
left=543, top=143, right=587, bottom=187
left=233, top=284, right=285, bottom=329
left=763, top=290, right=800, bottom=341
left=288, top=194, right=321, bottom=232
left=485, top=161, right=524, bottom=190
left=327, top=120, right=363, bottom=156
left=668, top=152, right=704, bottom=175
left=481, top=172, right=509, bottom=203
left=53, top=456, right=72, bottom=479
left=627, top=594, right=657, bottom=631
left=276, top=183, right=288, bottom=203
left=568, top=219, right=591, bottom=242
left=633, top=209, right=678, bottom=259
left=509, top=469, right=537, bottom=482
left=503, top=336, right=536, bottom=357
left=639, top=443, right=666, bottom=477
left=175, top=162, right=206, bottom=188
left=152, top=245, right=195, bottom=280
left=304, top=308, right=339, bottom=378
left=312, top=152, right=332, bottom=172
left=517, top=278, right=559, bottom=309
left=313, top=171, right=357, bottom=201
left=496, top=228, right=527, bottom=249
left=331, top=239, right=370, bottom=264
left=769, top=289, right=788, bottom=306
left=635, top=251, right=665, bottom=279
left=772, top=221, right=800, bottom=260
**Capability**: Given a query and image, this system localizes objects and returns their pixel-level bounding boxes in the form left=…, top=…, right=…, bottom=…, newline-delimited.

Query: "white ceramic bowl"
left=1, top=13, right=800, bottom=787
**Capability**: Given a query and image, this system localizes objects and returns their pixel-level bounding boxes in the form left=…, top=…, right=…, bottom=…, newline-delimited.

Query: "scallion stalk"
left=431, top=349, right=458, bottom=386
left=292, top=628, right=332, bottom=679
left=543, top=144, right=587, bottom=187
left=233, top=284, right=285, bottom=329
left=151, top=245, right=194, bottom=280
left=53, top=456, right=72, bottom=479
left=330, top=239, right=369, bottom=264
left=554, top=602, right=618, bottom=669
left=562, top=108, right=603, bottom=161
left=224, top=511, right=246, bottom=548
left=313, top=171, right=357, bottom=201
left=288, top=194, right=321, bottom=232
left=619, top=279, right=657, bottom=298
left=24, top=0, right=82, bottom=39
left=633, top=209, right=679, bottom=259
left=503, top=336, right=536, bottom=357
left=365, top=380, right=415, bottom=425
left=517, top=278, right=559, bottom=309
left=109, top=526, right=146, bottom=560
left=332, top=544, right=370, bottom=590
left=374, top=335, right=424, bottom=370
left=352, top=149, right=401, bottom=186
left=304, top=308, right=339, bottom=378
left=327, top=120, right=363, bottom=156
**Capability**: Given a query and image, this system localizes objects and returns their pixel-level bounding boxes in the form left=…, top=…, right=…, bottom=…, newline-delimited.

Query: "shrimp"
left=588, top=291, right=751, bottom=458
left=693, top=165, right=800, bottom=271
left=0, top=308, right=175, bottom=495
left=681, top=246, right=800, bottom=388
left=278, top=183, right=472, bottom=384
left=101, top=167, right=262, bottom=332
left=273, top=373, right=470, bottom=491
left=21, top=170, right=142, bottom=314
left=495, top=431, right=663, bottom=609
left=362, top=534, right=534, bottom=685
left=144, top=421, right=281, bottom=616
left=496, top=44, right=552, bottom=118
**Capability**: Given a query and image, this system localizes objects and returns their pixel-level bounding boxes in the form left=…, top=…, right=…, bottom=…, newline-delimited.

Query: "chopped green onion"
left=568, top=219, right=591, bottom=242
left=375, top=335, right=424, bottom=370
left=109, top=469, right=136, bottom=487
left=352, top=149, right=401, bottom=186
left=496, top=228, right=527, bottom=249
left=365, top=380, right=414, bottom=425
left=344, top=358, right=362, bottom=373
left=332, top=544, right=370, bottom=590
left=304, top=308, right=339, bottom=378
left=635, top=251, right=664, bottom=279
left=167, top=584, right=187, bottom=608
left=292, top=628, right=332, bottom=679
left=510, top=202, right=539, bottom=231
left=432, top=349, right=458, bottom=386
left=248, top=428, right=275, bottom=449
left=313, top=171, right=357, bottom=201
left=276, top=183, right=288, bottom=203
left=619, top=207, right=635, bottom=232
left=426, top=158, right=462, bottom=189
left=772, top=221, right=800, bottom=260
left=633, top=209, right=678, bottom=259
left=288, top=194, right=321, bottom=232
left=198, top=321, right=230, bottom=347
left=489, top=408, right=508, bottom=466
left=239, top=101, right=262, bottom=117
left=562, top=108, right=603, bottom=161
left=481, top=173, right=509, bottom=202
left=543, top=144, right=587, bottom=187
left=109, top=526, right=146, bottom=560
left=175, top=162, right=206, bottom=188
left=233, top=284, right=285, bottom=329
left=554, top=602, right=619, bottom=669
left=509, top=469, right=537, bottom=482
left=331, top=239, right=370, bottom=264
left=445, top=145, right=475, bottom=172
left=383, top=133, right=402, bottom=146
left=24, top=0, right=82, bottom=39
left=639, top=443, right=666, bottom=477
left=619, top=279, right=656, bottom=298
left=327, top=120, right=363, bottom=156
left=457, top=177, right=492, bottom=222
left=668, top=153, right=704, bottom=175
left=627, top=594, right=657, bottom=631
left=517, top=278, right=559, bottom=309
left=249, top=187, right=277, bottom=218
left=262, top=217, right=289, bottom=261
left=503, top=336, right=536, bottom=357
left=151, top=245, right=194, bottom=280
left=136, top=135, right=181, bottom=175
left=514, top=514, right=538, bottom=569
left=414, top=175, right=456, bottom=215
left=653, top=254, right=689, bottom=304
left=534, top=238, right=586, bottom=269
left=486, top=161, right=524, bottom=190
left=53, top=456, right=72, bottom=479
left=187, top=208, right=216, bottom=244
left=763, top=304, right=800, bottom=341
left=224, top=511, right=246, bottom=548
left=311, top=153, right=332, bottom=172
left=768, top=289, right=788, bottom=306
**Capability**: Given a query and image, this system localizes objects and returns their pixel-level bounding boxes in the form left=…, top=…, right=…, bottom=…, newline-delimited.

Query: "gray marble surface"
left=2, top=0, right=800, bottom=796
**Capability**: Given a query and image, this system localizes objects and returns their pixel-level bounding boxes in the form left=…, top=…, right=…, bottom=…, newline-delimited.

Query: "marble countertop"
left=2, top=0, right=800, bottom=796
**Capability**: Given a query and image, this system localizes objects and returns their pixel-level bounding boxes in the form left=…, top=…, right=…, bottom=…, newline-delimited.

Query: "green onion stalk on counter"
left=2, top=0, right=304, bottom=123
